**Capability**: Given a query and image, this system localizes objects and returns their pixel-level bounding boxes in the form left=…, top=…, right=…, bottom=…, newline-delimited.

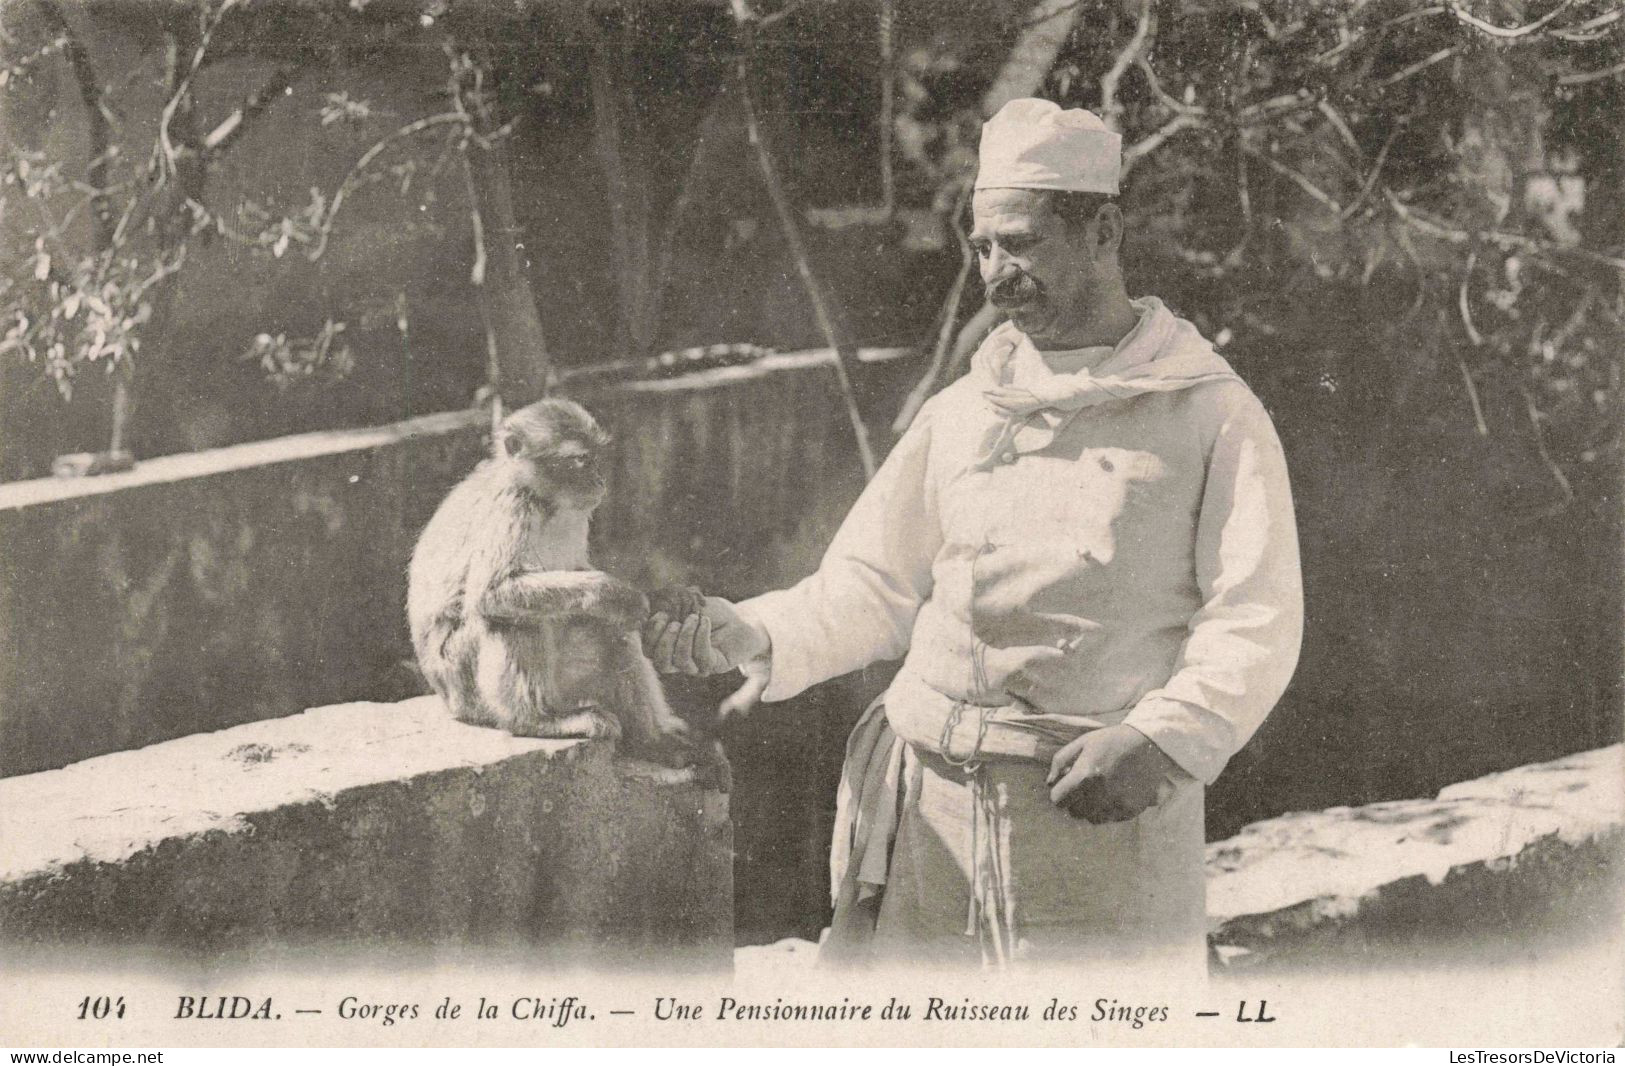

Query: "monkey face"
left=501, top=399, right=612, bottom=509
left=537, top=439, right=608, bottom=507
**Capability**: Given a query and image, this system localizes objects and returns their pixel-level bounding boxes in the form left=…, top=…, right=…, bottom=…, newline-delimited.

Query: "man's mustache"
left=988, top=273, right=1042, bottom=306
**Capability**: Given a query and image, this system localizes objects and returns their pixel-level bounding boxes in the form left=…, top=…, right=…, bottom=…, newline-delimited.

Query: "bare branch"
left=1313, top=5, right=1446, bottom=65
left=33, top=0, right=110, bottom=249
left=1559, top=59, right=1625, bottom=85
left=129, top=243, right=187, bottom=302
left=1550, top=8, right=1623, bottom=39
left=1122, top=113, right=1200, bottom=177
left=1445, top=0, right=1577, bottom=38
left=754, top=0, right=815, bottom=30
left=305, top=112, right=467, bottom=260
left=1515, top=382, right=1575, bottom=520
left=982, top=0, right=1088, bottom=115
left=1380, top=45, right=1462, bottom=88
left=646, top=87, right=734, bottom=355
left=735, top=11, right=877, bottom=478
left=1458, top=250, right=1485, bottom=347
left=894, top=176, right=975, bottom=435
left=1243, top=145, right=1343, bottom=213
left=1099, top=0, right=1154, bottom=131
left=1134, top=55, right=1205, bottom=116
left=1384, top=189, right=1625, bottom=271
left=156, top=0, right=242, bottom=181
left=1457, top=357, right=1490, bottom=436
left=1236, top=89, right=1319, bottom=125
left=202, top=64, right=303, bottom=154
left=1340, top=127, right=1401, bottom=220
left=1011, top=0, right=1088, bottom=32
left=1317, top=99, right=1362, bottom=159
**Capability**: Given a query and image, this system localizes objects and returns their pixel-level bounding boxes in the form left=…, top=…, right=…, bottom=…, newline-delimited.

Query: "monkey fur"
left=407, top=397, right=692, bottom=756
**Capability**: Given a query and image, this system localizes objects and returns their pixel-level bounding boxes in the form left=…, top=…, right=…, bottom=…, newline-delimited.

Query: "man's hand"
left=1046, top=724, right=1178, bottom=824
left=642, top=595, right=769, bottom=677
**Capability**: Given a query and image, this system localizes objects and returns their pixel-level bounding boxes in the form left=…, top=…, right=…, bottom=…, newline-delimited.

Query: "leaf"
left=62, top=292, right=82, bottom=319
left=33, top=252, right=50, bottom=281
left=272, top=233, right=289, bottom=258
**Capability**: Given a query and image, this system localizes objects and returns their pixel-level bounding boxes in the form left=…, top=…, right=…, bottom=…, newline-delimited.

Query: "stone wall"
left=0, top=349, right=910, bottom=780
left=0, top=695, right=732, bottom=966
left=1207, top=744, right=1624, bottom=971
left=738, top=744, right=1625, bottom=976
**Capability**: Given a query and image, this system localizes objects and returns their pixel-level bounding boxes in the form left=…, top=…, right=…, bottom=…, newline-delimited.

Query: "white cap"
left=975, top=98, right=1122, bottom=195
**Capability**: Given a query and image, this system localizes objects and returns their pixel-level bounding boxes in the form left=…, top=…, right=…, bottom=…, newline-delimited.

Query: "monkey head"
left=498, top=398, right=612, bottom=510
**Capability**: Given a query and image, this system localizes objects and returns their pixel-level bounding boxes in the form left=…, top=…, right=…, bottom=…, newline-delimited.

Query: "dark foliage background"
left=2, top=0, right=1619, bottom=945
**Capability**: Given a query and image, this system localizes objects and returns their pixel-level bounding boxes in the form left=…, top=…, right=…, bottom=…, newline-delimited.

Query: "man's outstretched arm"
left=644, top=402, right=945, bottom=703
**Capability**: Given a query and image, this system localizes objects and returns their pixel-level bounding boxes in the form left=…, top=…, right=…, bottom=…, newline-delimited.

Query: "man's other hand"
left=1045, top=724, right=1177, bottom=824
left=642, top=595, right=769, bottom=677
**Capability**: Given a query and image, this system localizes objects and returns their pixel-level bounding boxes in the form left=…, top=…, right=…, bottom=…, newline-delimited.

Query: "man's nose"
left=981, top=244, right=1014, bottom=284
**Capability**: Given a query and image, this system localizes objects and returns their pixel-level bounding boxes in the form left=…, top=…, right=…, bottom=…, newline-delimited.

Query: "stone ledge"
left=0, top=696, right=731, bottom=965
left=1207, top=744, right=1623, bottom=969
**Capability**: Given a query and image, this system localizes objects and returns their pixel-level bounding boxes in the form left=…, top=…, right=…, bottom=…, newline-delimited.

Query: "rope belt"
left=939, top=697, right=1015, bottom=966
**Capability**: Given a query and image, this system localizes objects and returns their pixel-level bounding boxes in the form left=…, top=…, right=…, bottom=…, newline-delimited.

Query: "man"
left=645, top=98, right=1303, bottom=970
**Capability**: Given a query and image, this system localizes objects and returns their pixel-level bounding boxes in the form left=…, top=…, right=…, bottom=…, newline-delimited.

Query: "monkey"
left=407, top=397, right=694, bottom=755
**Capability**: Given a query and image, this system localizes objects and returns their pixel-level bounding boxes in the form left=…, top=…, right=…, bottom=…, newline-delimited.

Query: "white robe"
left=739, top=296, right=1304, bottom=968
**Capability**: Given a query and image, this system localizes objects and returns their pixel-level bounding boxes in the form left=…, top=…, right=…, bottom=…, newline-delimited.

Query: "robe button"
left=1001, top=450, right=1017, bottom=464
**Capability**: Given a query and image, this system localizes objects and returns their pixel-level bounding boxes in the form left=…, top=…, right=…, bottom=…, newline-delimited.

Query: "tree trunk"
left=587, top=12, right=655, bottom=359
left=461, top=133, right=550, bottom=406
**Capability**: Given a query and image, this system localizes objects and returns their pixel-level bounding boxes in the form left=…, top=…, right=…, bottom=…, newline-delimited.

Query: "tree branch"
left=1379, top=45, right=1462, bottom=88
left=1122, top=113, right=1200, bottom=177
left=1099, top=0, right=1153, bottom=131
left=155, top=0, right=240, bottom=182
left=1456, top=357, right=1490, bottom=436
left=1550, top=7, right=1623, bottom=40
left=1134, top=55, right=1205, bottom=116
left=1339, top=127, right=1401, bottom=220
left=733, top=3, right=877, bottom=478
left=1515, top=382, right=1575, bottom=520
left=1243, top=145, right=1343, bottom=213
left=202, top=63, right=303, bottom=155
left=1385, top=189, right=1625, bottom=271
left=305, top=111, right=466, bottom=260
left=1559, top=58, right=1625, bottom=85
left=1446, top=0, right=1577, bottom=38
left=894, top=175, right=975, bottom=435
left=32, top=0, right=109, bottom=249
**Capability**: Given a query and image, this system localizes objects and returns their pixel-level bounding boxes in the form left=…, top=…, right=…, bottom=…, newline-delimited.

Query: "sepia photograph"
left=0, top=0, right=1620, bottom=1051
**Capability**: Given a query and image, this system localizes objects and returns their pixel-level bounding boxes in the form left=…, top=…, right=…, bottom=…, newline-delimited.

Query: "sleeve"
left=1122, top=389, right=1304, bottom=784
left=734, top=402, right=945, bottom=703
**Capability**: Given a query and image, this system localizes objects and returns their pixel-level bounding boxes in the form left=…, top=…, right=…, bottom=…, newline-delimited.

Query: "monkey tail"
left=617, top=636, right=689, bottom=750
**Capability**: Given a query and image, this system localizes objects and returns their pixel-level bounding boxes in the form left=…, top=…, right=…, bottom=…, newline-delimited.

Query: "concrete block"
left=1206, top=744, right=1623, bottom=970
left=0, top=696, right=732, bottom=967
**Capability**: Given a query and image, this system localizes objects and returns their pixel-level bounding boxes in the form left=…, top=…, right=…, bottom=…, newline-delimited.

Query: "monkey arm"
left=648, top=584, right=706, bottom=622
left=479, top=570, right=649, bottom=629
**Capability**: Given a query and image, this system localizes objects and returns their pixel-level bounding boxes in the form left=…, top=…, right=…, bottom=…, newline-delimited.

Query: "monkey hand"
left=648, top=584, right=706, bottom=624
left=643, top=595, right=769, bottom=677
left=582, top=573, right=651, bottom=630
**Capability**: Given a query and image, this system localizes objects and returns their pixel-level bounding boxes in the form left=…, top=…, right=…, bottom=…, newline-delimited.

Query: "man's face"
left=970, top=187, right=1105, bottom=348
